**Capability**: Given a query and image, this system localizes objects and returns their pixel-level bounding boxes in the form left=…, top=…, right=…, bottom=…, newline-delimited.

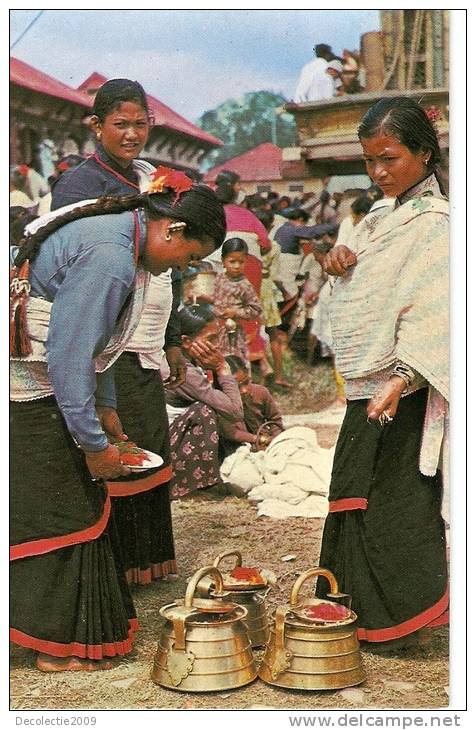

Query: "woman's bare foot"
left=36, top=653, right=116, bottom=672
left=274, top=379, right=293, bottom=389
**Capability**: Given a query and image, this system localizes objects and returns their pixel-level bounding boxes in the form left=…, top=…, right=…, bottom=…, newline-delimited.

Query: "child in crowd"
left=255, top=209, right=293, bottom=388
left=212, top=238, right=263, bottom=368
left=220, top=355, right=284, bottom=452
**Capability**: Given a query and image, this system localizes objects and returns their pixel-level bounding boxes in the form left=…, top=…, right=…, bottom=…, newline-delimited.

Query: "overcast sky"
left=10, top=9, right=380, bottom=122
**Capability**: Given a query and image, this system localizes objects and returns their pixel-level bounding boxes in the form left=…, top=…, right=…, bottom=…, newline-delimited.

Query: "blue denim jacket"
left=11, top=210, right=147, bottom=451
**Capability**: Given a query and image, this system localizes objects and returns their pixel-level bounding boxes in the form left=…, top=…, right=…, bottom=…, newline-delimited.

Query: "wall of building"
left=10, top=86, right=90, bottom=166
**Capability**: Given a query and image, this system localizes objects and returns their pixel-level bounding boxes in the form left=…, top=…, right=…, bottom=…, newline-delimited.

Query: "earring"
left=424, top=157, right=430, bottom=165
left=165, top=221, right=187, bottom=241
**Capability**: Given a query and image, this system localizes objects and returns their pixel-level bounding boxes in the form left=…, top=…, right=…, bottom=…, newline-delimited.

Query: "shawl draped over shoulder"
left=329, top=195, right=449, bottom=483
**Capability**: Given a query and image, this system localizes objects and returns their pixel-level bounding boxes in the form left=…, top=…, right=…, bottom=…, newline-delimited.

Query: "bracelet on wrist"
left=391, top=363, right=416, bottom=388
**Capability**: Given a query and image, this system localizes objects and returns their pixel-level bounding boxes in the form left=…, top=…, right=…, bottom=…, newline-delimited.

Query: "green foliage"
left=197, top=90, right=297, bottom=169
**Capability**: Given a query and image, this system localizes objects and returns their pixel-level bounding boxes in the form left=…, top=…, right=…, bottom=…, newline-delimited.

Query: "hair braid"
left=14, top=193, right=146, bottom=269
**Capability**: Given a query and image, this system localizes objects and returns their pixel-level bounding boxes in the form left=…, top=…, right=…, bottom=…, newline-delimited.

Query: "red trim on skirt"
left=426, top=609, right=449, bottom=628
left=10, top=618, right=139, bottom=659
left=10, top=495, right=111, bottom=562
left=106, top=464, right=173, bottom=497
left=329, top=497, right=369, bottom=512
left=357, top=587, right=449, bottom=642
left=125, top=559, right=178, bottom=586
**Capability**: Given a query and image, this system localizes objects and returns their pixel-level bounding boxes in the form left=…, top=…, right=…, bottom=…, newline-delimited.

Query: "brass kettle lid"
left=160, top=566, right=241, bottom=622
left=212, top=550, right=268, bottom=592
left=275, top=567, right=358, bottom=627
left=289, top=599, right=356, bottom=626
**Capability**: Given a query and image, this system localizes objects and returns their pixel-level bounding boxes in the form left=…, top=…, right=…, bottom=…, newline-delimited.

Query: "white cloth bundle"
left=221, top=426, right=334, bottom=519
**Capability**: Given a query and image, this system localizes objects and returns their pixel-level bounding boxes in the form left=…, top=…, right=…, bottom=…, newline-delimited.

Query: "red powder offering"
left=230, top=567, right=264, bottom=584
left=120, top=452, right=151, bottom=466
left=302, top=603, right=350, bottom=621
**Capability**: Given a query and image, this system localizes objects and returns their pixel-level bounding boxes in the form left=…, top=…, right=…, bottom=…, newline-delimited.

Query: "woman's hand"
left=85, top=444, right=131, bottom=480
left=189, top=341, right=225, bottom=371
left=165, top=346, right=187, bottom=388
left=305, top=291, right=319, bottom=305
left=367, top=376, right=407, bottom=422
left=96, top=406, right=127, bottom=442
left=323, top=245, right=357, bottom=277
left=256, top=433, right=272, bottom=450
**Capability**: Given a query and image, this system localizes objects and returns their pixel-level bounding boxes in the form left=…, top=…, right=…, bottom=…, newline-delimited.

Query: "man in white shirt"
left=294, top=43, right=335, bottom=103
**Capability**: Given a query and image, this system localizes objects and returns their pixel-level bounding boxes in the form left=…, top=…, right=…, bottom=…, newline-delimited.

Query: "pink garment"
left=224, top=204, right=271, bottom=250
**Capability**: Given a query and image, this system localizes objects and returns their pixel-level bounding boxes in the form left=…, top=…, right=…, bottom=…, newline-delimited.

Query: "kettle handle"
left=213, top=550, right=243, bottom=569
left=290, top=568, right=339, bottom=605
left=184, top=566, right=225, bottom=607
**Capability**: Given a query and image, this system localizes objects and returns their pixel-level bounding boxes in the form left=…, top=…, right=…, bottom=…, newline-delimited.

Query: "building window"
left=289, top=184, right=304, bottom=192
left=257, top=184, right=271, bottom=193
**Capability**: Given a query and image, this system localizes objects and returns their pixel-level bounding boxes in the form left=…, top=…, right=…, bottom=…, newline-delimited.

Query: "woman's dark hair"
left=178, top=303, right=216, bottom=338
left=254, top=208, right=274, bottom=231
left=13, top=183, right=226, bottom=269
left=92, top=78, right=149, bottom=121
left=225, top=354, right=247, bottom=373
left=285, top=208, right=310, bottom=223
left=10, top=207, right=38, bottom=247
left=221, top=237, right=248, bottom=259
left=358, top=96, right=441, bottom=169
left=351, top=195, right=373, bottom=217
left=215, top=169, right=240, bottom=204
left=319, top=190, right=331, bottom=204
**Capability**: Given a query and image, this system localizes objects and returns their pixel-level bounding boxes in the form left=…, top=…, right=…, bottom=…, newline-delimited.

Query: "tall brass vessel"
left=259, top=568, right=365, bottom=691
left=152, top=566, right=258, bottom=692
left=195, top=550, right=271, bottom=648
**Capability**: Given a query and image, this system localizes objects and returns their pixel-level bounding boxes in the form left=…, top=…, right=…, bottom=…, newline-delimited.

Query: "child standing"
left=255, top=209, right=293, bottom=388
left=212, top=238, right=263, bottom=368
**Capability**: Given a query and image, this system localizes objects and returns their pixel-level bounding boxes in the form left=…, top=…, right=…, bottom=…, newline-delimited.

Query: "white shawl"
left=329, top=195, right=449, bottom=488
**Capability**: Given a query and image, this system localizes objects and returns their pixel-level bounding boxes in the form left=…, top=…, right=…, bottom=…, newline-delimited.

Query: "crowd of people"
left=10, top=76, right=449, bottom=673
left=294, top=42, right=363, bottom=103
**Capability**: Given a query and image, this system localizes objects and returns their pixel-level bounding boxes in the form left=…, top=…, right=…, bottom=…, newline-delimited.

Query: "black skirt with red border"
left=108, top=352, right=177, bottom=585
left=317, top=388, right=449, bottom=642
left=10, top=396, right=137, bottom=658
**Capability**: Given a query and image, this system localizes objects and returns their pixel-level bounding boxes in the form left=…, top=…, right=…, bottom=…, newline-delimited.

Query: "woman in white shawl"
left=316, top=97, right=449, bottom=651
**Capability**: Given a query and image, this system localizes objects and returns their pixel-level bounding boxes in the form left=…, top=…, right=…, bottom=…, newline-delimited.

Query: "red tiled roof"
left=204, top=143, right=283, bottom=183
left=78, top=72, right=222, bottom=148
left=10, top=57, right=92, bottom=108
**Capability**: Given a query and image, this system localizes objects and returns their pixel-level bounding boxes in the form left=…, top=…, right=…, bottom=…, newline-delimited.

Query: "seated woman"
left=165, top=305, right=244, bottom=499
left=220, top=355, right=284, bottom=452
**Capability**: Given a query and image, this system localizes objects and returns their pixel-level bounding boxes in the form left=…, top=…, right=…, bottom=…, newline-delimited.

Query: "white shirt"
left=294, top=58, right=335, bottom=102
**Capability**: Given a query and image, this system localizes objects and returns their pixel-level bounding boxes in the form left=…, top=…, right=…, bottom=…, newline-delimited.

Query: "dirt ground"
left=10, top=359, right=449, bottom=711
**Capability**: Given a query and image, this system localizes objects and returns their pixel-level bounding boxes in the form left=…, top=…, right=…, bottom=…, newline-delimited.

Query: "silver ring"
left=379, top=410, right=393, bottom=426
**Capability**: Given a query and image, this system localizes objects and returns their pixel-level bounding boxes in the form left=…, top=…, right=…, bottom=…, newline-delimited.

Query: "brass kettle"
left=152, top=566, right=258, bottom=692
left=195, top=550, right=271, bottom=647
left=259, top=568, right=365, bottom=691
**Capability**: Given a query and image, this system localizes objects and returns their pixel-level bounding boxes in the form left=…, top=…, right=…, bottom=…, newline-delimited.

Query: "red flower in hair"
left=148, top=165, right=193, bottom=203
left=425, top=105, right=443, bottom=123
left=17, top=164, right=30, bottom=177
left=57, top=161, right=70, bottom=172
